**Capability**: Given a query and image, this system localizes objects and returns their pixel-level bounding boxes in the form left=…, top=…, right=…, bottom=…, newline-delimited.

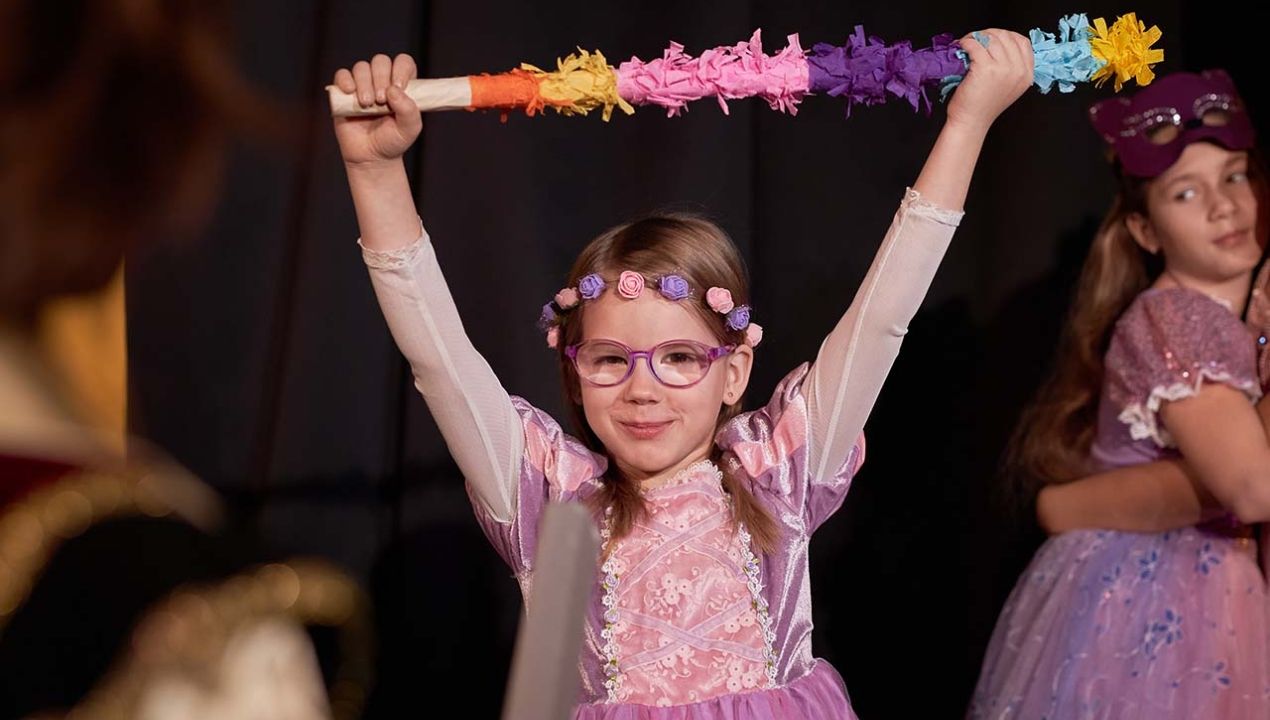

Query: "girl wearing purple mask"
left=970, top=70, right=1270, bottom=719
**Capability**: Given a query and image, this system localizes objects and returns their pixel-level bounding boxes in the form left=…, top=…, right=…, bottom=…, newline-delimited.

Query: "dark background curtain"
left=126, top=1, right=1264, bottom=715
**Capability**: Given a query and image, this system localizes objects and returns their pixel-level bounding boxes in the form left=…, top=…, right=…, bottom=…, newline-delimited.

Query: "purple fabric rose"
left=658, top=274, right=691, bottom=301
left=725, top=305, right=751, bottom=331
left=537, top=302, right=557, bottom=331
left=578, top=273, right=606, bottom=300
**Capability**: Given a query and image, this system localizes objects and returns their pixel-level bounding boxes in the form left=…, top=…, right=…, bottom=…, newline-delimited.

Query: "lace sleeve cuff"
left=900, top=187, right=965, bottom=227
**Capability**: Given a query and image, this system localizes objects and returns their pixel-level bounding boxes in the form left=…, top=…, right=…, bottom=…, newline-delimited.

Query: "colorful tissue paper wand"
left=326, top=12, right=1162, bottom=120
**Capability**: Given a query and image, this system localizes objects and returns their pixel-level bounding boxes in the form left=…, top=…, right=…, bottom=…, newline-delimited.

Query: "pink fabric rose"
left=706, top=287, right=734, bottom=314
left=546, top=327, right=560, bottom=348
left=617, top=271, right=645, bottom=299
left=554, top=288, right=580, bottom=309
left=745, top=323, right=763, bottom=347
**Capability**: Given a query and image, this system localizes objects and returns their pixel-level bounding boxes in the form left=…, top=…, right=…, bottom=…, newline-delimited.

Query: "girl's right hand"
left=331, top=53, right=422, bottom=168
left=1245, top=261, right=1270, bottom=392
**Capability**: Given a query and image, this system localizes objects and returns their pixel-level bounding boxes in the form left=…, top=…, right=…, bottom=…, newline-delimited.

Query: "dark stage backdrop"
left=126, top=1, right=1264, bottom=716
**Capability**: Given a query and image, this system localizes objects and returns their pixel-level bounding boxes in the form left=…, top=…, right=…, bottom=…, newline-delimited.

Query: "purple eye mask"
left=1088, top=69, right=1255, bottom=178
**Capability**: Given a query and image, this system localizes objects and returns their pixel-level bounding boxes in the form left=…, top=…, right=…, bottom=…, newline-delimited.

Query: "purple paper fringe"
left=807, top=26, right=967, bottom=116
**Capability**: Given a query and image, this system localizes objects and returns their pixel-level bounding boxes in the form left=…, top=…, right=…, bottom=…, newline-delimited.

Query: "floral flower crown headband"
left=538, top=270, right=763, bottom=349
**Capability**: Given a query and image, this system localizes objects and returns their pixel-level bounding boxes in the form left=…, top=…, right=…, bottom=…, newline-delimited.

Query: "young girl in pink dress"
left=331, top=33, right=1033, bottom=718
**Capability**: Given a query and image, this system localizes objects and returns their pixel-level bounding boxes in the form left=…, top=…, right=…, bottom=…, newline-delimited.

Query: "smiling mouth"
left=619, top=421, right=672, bottom=439
left=1214, top=229, right=1251, bottom=246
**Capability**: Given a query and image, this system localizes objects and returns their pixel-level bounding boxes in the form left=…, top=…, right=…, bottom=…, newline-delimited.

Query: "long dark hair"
left=1003, top=148, right=1270, bottom=504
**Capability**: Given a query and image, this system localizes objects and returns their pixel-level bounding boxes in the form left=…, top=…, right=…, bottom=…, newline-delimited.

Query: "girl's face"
left=575, top=291, right=752, bottom=486
left=1130, top=143, right=1261, bottom=285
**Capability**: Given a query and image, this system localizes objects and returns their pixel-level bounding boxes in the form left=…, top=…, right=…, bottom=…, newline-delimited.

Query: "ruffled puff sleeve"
left=1106, top=287, right=1261, bottom=448
left=714, top=364, right=866, bottom=534
left=468, top=397, right=607, bottom=585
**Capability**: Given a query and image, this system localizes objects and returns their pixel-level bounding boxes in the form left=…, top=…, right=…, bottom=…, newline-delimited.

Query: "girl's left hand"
left=945, top=29, right=1034, bottom=133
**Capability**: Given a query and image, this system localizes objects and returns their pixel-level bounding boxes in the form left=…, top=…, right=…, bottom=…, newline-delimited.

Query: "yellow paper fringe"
left=1090, top=13, right=1165, bottom=91
left=522, top=48, right=635, bottom=121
